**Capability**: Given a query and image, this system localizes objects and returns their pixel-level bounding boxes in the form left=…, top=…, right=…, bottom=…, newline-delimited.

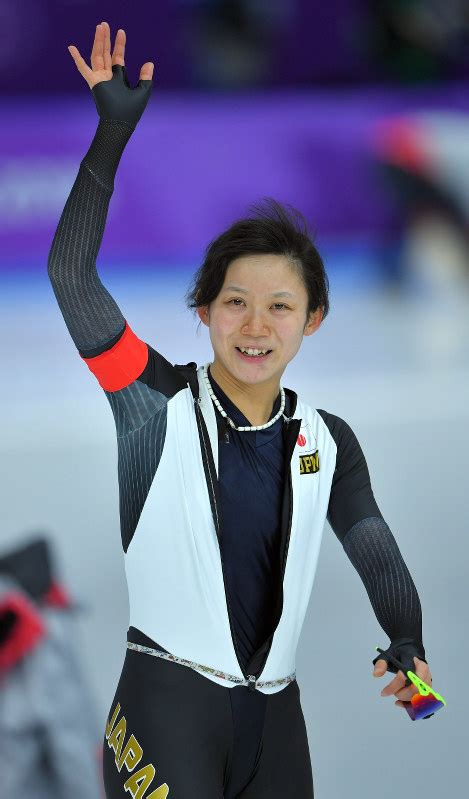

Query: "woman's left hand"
left=373, top=656, right=432, bottom=707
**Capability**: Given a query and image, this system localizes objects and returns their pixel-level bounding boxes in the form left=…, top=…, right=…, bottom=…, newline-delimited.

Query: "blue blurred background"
left=1, top=1, right=468, bottom=796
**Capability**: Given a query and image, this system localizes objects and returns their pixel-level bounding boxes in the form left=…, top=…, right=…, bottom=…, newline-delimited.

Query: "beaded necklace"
left=202, top=362, right=288, bottom=432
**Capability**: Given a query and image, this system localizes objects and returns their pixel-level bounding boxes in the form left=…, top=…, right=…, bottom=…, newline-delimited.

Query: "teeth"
left=240, top=348, right=268, bottom=356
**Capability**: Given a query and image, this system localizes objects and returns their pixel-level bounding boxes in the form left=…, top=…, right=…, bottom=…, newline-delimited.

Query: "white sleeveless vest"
left=124, top=363, right=338, bottom=694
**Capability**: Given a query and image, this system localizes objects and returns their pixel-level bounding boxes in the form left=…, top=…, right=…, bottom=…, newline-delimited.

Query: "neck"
left=208, top=360, right=280, bottom=427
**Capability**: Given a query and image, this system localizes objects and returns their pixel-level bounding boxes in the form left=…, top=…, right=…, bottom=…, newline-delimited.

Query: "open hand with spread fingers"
left=67, top=21, right=154, bottom=126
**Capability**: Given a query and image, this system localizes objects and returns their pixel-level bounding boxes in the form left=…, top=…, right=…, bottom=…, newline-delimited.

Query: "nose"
left=242, top=307, right=270, bottom=335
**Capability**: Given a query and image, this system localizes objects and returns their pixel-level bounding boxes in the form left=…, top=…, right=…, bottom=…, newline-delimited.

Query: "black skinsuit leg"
left=102, top=629, right=314, bottom=798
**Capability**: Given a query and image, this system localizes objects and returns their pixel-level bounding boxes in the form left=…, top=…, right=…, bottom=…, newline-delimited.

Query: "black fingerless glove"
left=372, top=636, right=427, bottom=687
left=91, top=63, right=153, bottom=128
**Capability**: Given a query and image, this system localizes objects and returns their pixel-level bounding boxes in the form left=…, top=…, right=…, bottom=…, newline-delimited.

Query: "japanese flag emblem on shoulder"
left=296, top=422, right=320, bottom=474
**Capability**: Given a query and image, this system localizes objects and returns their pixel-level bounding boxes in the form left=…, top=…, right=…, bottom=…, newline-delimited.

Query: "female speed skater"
left=48, top=20, right=433, bottom=799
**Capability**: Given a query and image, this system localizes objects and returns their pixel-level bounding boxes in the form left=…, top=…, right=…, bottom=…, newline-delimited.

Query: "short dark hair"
left=184, top=197, right=330, bottom=333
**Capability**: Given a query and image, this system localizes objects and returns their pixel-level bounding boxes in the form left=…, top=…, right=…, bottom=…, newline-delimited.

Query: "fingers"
left=394, top=680, right=417, bottom=700
left=381, top=657, right=432, bottom=702
left=91, top=23, right=105, bottom=72
left=112, top=27, right=126, bottom=66
left=380, top=669, right=407, bottom=696
left=140, top=62, right=154, bottom=81
left=101, top=21, right=112, bottom=72
left=69, top=21, right=153, bottom=91
left=394, top=662, right=432, bottom=702
left=68, top=45, right=94, bottom=85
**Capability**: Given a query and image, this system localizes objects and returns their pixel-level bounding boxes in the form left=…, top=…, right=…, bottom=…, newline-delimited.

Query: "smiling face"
left=196, top=254, right=322, bottom=403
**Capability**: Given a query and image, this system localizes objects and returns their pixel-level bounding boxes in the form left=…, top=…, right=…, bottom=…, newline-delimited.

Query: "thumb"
left=373, top=658, right=388, bottom=676
left=140, top=62, right=154, bottom=82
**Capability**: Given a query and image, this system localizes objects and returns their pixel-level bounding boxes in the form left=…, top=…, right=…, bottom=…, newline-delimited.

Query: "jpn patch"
left=299, top=450, right=320, bottom=474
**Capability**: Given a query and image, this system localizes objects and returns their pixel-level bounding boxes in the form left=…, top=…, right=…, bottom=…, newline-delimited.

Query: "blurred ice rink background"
left=1, top=1, right=468, bottom=797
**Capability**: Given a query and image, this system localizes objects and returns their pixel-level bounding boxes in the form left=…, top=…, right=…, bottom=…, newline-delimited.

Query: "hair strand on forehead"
left=184, top=197, right=330, bottom=334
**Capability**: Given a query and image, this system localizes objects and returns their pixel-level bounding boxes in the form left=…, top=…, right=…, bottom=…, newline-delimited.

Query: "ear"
left=196, top=305, right=210, bottom=327
left=303, top=307, right=323, bottom=337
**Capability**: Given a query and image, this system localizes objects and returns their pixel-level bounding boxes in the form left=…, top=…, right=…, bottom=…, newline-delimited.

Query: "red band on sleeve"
left=81, top=321, right=149, bottom=391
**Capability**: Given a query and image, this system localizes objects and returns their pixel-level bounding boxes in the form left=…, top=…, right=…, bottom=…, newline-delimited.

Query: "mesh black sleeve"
left=342, top=516, right=426, bottom=662
left=47, top=119, right=136, bottom=356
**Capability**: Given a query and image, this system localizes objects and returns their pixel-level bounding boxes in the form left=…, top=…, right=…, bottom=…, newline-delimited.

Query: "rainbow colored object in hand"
left=375, top=646, right=446, bottom=721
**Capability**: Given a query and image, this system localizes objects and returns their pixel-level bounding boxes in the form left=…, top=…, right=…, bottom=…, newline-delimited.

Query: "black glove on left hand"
left=373, top=636, right=427, bottom=687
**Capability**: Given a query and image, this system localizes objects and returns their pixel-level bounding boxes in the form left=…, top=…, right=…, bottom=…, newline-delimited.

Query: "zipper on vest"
left=249, top=420, right=296, bottom=683
left=193, top=396, right=249, bottom=684
left=246, top=674, right=257, bottom=691
left=193, top=391, right=299, bottom=689
left=281, top=466, right=294, bottom=581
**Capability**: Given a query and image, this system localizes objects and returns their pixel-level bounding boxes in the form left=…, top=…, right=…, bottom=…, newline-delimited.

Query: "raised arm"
left=47, top=22, right=154, bottom=362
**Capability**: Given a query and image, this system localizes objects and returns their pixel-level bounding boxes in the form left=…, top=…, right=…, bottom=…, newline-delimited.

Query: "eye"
left=227, top=299, right=289, bottom=310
